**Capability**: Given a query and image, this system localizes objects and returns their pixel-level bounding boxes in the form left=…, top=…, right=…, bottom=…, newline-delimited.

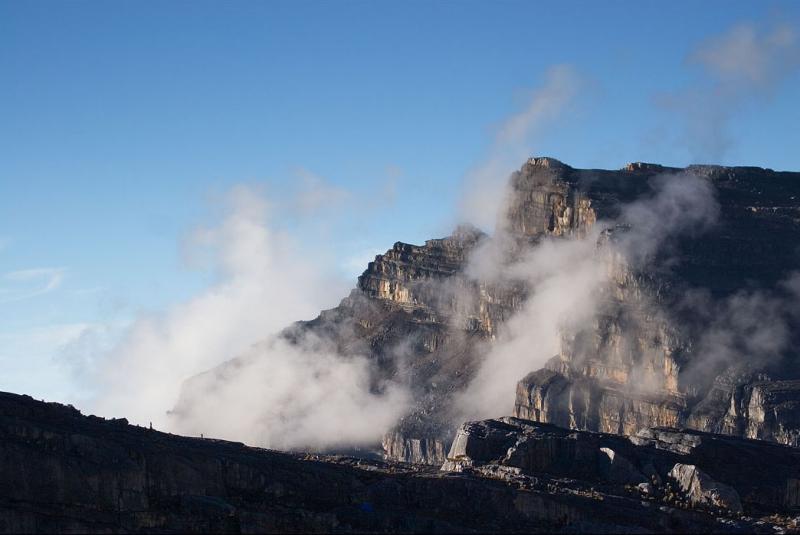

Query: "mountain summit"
left=173, top=158, right=800, bottom=464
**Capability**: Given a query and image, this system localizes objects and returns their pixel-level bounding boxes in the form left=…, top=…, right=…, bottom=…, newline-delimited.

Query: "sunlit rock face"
left=355, top=225, right=524, bottom=338
left=513, top=230, right=689, bottom=436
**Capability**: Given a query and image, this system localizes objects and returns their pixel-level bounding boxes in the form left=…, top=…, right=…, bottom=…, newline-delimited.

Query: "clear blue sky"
left=1, top=1, right=799, bottom=404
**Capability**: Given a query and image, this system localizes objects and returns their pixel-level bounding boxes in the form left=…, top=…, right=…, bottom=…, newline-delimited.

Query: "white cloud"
left=170, top=332, right=410, bottom=450
left=84, top=185, right=350, bottom=427
left=457, top=232, right=605, bottom=418
left=658, top=21, right=800, bottom=162
left=73, top=181, right=411, bottom=452
left=0, top=267, right=66, bottom=303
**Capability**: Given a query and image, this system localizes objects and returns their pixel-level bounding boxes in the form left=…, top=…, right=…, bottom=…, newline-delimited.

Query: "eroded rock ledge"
left=443, top=417, right=800, bottom=526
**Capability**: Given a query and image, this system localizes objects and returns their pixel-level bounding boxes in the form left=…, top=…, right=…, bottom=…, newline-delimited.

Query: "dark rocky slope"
left=1, top=391, right=796, bottom=533
left=444, top=417, right=800, bottom=518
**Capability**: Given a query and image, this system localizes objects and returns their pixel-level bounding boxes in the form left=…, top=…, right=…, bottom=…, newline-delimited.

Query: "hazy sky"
left=1, top=0, right=799, bottom=406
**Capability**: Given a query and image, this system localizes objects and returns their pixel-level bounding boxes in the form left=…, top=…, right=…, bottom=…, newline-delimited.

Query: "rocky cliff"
left=175, top=157, right=800, bottom=464
left=508, top=159, right=800, bottom=447
left=2, top=391, right=797, bottom=533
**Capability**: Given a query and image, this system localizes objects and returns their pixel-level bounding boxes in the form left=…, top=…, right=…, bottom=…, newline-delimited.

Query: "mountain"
left=5, top=157, right=800, bottom=533
left=173, top=157, right=800, bottom=465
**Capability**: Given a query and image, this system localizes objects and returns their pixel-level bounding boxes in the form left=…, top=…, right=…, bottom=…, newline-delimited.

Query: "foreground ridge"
left=1, top=391, right=798, bottom=533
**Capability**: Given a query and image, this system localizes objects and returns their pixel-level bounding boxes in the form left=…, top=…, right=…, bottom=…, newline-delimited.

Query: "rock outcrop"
left=668, top=464, right=743, bottom=514
left=442, top=416, right=800, bottom=518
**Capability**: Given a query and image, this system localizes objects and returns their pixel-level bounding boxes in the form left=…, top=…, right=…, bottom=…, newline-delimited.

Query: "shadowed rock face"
left=175, top=157, right=800, bottom=463
left=1, top=391, right=795, bottom=533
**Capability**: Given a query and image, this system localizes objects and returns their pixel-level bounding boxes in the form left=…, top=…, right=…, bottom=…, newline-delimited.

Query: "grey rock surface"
left=442, top=416, right=800, bottom=517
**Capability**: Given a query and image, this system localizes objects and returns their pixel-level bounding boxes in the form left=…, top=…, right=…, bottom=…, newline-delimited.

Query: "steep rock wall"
left=509, top=159, right=800, bottom=445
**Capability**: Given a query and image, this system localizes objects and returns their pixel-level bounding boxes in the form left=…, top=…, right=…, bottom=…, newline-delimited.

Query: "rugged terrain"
left=2, top=391, right=798, bottom=533
left=205, top=157, right=800, bottom=464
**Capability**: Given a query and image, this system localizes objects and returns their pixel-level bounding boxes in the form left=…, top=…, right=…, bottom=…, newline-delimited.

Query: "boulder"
left=668, top=463, right=743, bottom=513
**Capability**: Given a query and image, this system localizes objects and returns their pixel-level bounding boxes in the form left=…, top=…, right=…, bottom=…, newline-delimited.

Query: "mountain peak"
left=526, top=156, right=569, bottom=169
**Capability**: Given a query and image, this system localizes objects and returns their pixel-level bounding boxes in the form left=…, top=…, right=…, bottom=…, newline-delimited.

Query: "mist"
left=678, top=271, right=800, bottom=388
left=456, top=170, right=722, bottom=419
left=168, top=330, right=410, bottom=450
left=78, top=183, right=412, bottom=451
left=456, top=230, right=605, bottom=419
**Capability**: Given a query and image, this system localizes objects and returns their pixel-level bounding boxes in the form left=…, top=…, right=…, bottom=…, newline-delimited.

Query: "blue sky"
left=1, top=1, right=799, bottom=408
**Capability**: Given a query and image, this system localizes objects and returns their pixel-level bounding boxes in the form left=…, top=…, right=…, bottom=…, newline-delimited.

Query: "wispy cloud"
left=292, top=167, right=353, bottom=216
left=0, top=267, right=66, bottom=303
left=657, top=20, right=800, bottom=162
left=0, top=322, right=96, bottom=401
left=690, top=22, right=799, bottom=88
left=496, top=65, right=581, bottom=145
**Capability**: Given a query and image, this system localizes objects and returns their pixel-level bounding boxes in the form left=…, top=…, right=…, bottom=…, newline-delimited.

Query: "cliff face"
left=177, top=157, right=800, bottom=463
left=2, top=391, right=796, bottom=533
left=508, top=159, right=800, bottom=448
